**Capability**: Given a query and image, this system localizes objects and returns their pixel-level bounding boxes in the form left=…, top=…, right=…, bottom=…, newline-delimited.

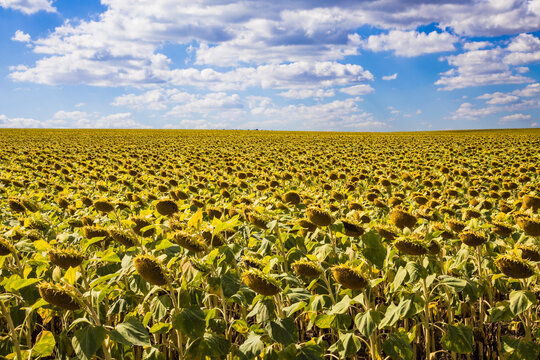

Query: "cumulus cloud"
left=12, top=30, right=31, bottom=42
left=169, top=61, right=373, bottom=91
left=112, top=89, right=196, bottom=110
left=382, top=73, right=398, bottom=81
left=339, top=84, right=375, bottom=96
left=362, top=30, right=458, bottom=57
left=0, top=0, right=55, bottom=14
left=436, top=44, right=535, bottom=90
left=500, top=113, right=531, bottom=123
left=0, top=114, right=50, bottom=128
left=277, top=89, right=335, bottom=99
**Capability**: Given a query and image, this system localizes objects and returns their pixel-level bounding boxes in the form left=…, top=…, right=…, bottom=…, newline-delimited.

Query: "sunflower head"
left=459, top=231, right=487, bottom=247
left=173, top=231, right=207, bottom=252
left=47, top=248, right=85, bottom=269
left=38, top=282, right=80, bottom=310
left=283, top=191, right=301, bottom=205
left=516, top=244, right=540, bottom=262
left=292, top=260, right=322, bottom=277
left=306, top=206, right=333, bottom=227
left=340, top=218, right=364, bottom=237
left=495, top=254, right=536, bottom=279
left=155, top=199, right=179, bottom=216
left=133, top=254, right=168, bottom=286
left=109, top=226, right=137, bottom=247
left=390, top=208, right=417, bottom=230
left=394, top=236, right=428, bottom=256
left=331, top=264, right=368, bottom=290
left=242, top=269, right=281, bottom=296
left=93, top=199, right=115, bottom=213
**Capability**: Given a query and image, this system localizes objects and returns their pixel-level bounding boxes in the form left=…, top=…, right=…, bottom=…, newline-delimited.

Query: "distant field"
left=0, top=129, right=539, bottom=360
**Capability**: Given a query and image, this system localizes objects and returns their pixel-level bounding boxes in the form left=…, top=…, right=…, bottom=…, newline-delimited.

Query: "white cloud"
left=382, top=73, right=398, bottom=81
left=476, top=92, right=519, bottom=105
left=166, top=92, right=244, bottom=118
left=532, top=122, right=538, bottom=127
left=11, top=30, right=31, bottom=42
left=112, top=89, right=196, bottom=110
left=169, top=61, right=373, bottom=91
left=500, top=113, right=531, bottom=123
left=0, top=0, right=55, bottom=14
left=277, top=89, right=335, bottom=99
left=436, top=46, right=534, bottom=91
left=504, top=33, right=540, bottom=65
left=362, top=30, right=458, bottom=57
left=463, top=41, right=491, bottom=51
left=339, top=84, right=374, bottom=96
left=0, top=114, right=50, bottom=128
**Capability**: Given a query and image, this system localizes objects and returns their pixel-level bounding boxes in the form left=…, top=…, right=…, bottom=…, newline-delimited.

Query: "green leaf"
left=329, top=295, right=351, bottom=315
left=489, top=302, right=513, bottom=322
left=221, top=273, right=241, bottom=298
left=109, top=317, right=150, bottom=347
left=502, top=336, right=540, bottom=360
left=72, top=325, right=107, bottom=360
left=63, top=266, right=77, bottom=285
left=172, top=307, right=206, bottom=339
left=328, top=332, right=361, bottom=358
left=239, top=333, right=264, bottom=360
left=405, top=261, right=427, bottom=282
left=297, top=340, right=324, bottom=360
left=3, top=277, right=39, bottom=292
left=187, top=333, right=230, bottom=359
left=392, top=267, right=408, bottom=290
left=283, top=301, right=306, bottom=317
left=231, top=319, right=250, bottom=334
left=439, top=275, right=467, bottom=292
left=361, top=231, right=386, bottom=269
left=354, top=310, right=382, bottom=338
left=382, top=333, right=413, bottom=360
left=509, top=290, right=536, bottom=316
left=267, top=318, right=298, bottom=346
left=441, top=324, right=474, bottom=354
left=149, top=322, right=172, bottom=334
left=143, top=347, right=166, bottom=360
left=32, top=331, right=55, bottom=358
left=313, top=314, right=334, bottom=329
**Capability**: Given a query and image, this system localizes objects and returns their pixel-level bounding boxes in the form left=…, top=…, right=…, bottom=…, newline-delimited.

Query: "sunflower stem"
left=0, top=301, right=22, bottom=360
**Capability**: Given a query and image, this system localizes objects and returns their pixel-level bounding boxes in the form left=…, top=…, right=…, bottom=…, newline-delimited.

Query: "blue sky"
left=1, top=0, right=540, bottom=131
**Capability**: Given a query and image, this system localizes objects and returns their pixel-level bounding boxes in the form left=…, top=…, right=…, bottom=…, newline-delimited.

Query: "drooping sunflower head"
left=133, top=254, right=168, bottom=286
left=495, top=254, right=536, bottom=279
left=459, top=231, right=487, bottom=247
left=394, top=236, right=428, bottom=256
left=331, top=264, right=368, bottom=290
left=242, top=269, right=281, bottom=296
left=155, top=199, right=179, bottom=216
left=47, top=248, right=85, bottom=269
left=306, top=206, right=333, bottom=227
left=292, top=260, right=322, bottom=278
left=390, top=208, right=417, bottom=230
left=38, top=282, right=80, bottom=311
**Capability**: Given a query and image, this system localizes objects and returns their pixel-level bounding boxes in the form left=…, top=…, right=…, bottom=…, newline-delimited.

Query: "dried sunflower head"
left=306, top=207, right=333, bottom=227
left=155, top=199, right=179, bottom=216
left=340, top=218, right=364, bottom=237
left=522, top=194, right=540, bottom=212
left=0, top=237, right=13, bottom=256
left=93, top=199, right=115, bottom=213
left=491, top=221, right=513, bottom=237
left=332, top=264, right=368, bottom=290
left=38, top=282, right=80, bottom=310
left=242, top=269, right=280, bottom=296
left=459, top=231, right=487, bottom=247
left=83, top=226, right=109, bottom=240
left=173, top=231, right=207, bottom=252
left=495, top=254, right=536, bottom=279
left=202, top=229, right=225, bottom=247
left=109, top=226, right=137, bottom=247
left=48, top=248, right=84, bottom=269
left=283, top=191, right=301, bottom=205
left=515, top=215, right=540, bottom=237
left=447, top=219, right=466, bottom=233
left=390, top=208, right=417, bottom=230
left=133, top=254, right=168, bottom=286
left=292, top=260, right=322, bottom=277
left=516, top=244, right=540, bottom=262
left=8, top=198, right=26, bottom=213
left=394, top=236, right=428, bottom=256
left=242, top=256, right=264, bottom=270
left=130, top=216, right=155, bottom=237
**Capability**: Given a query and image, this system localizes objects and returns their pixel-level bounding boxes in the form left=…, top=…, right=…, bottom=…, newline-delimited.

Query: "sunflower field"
left=0, top=128, right=539, bottom=360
